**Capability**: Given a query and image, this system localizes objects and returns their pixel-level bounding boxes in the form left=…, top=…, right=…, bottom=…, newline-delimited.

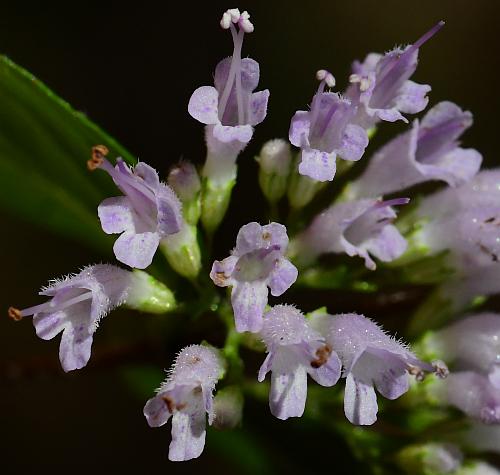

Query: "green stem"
left=219, top=299, right=244, bottom=383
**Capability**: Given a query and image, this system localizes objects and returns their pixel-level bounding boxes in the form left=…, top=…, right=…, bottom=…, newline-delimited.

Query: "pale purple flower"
left=418, top=201, right=500, bottom=270
left=289, top=70, right=368, bottom=181
left=188, top=9, right=269, bottom=145
left=295, top=198, right=408, bottom=270
left=258, top=305, right=341, bottom=420
left=311, top=312, right=438, bottom=425
left=345, top=21, right=444, bottom=129
left=167, top=161, right=201, bottom=204
left=437, top=371, right=500, bottom=424
left=143, top=345, right=223, bottom=462
left=439, top=265, right=500, bottom=313
left=414, top=170, right=500, bottom=299
left=417, top=169, right=500, bottom=220
left=462, top=423, right=500, bottom=454
left=8, top=265, right=132, bottom=372
left=210, top=222, right=298, bottom=333
left=455, top=462, right=500, bottom=475
left=96, top=158, right=182, bottom=269
left=427, top=313, right=500, bottom=388
left=350, top=102, right=482, bottom=198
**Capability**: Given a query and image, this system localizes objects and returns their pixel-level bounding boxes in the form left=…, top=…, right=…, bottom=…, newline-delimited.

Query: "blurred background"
left=1, top=0, right=499, bottom=473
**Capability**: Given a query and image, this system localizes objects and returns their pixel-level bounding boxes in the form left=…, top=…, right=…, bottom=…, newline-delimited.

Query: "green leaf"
left=0, top=55, right=135, bottom=252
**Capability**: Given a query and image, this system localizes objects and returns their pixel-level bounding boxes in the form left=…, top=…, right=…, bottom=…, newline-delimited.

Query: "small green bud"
left=256, top=139, right=292, bottom=203
left=397, top=443, right=462, bottom=475
left=212, top=386, right=244, bottom=430
left=287, top=157, right=326, bottom=210
left=160, top=222, right=202, bottom=280
left=201, top=177, right=236, bottom=235
left=168, top=161, right=202, bottom=225
left=126, top=270, right=176, bottom=314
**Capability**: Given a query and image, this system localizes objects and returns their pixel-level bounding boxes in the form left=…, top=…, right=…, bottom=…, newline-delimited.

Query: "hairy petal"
left=338, top=124, right=369, bottom=162
left=269, top=364, right=308, bottom=420
left=248, top=90, right=270, bottom=126
left=268, top=258, right=298, bottom=297
left=231, top=281, right=267, bottom=333
left=188, top=86, right=220, bottom=125
left=98, top=196, right=135, bottom=234
left=59, top=326, right=94, bottom=373
left=169, top=407, right=206, bottom=462
left=113, top=231, right=160, bottom=269
left=344, top=373, right=378, bottom=425
left=143, top=396, right=172, bottom=428
left=298, top=148, right=337, bottom=182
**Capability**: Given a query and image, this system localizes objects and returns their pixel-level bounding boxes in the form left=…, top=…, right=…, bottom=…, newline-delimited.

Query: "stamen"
left=432, top=359, right=449, bottom=379
left=316, top=69, right=335, bottom=88
left=87, top=144, right=109, bottom=171
left=349, top=73, right=361, bottom=83
left=349, top=73, right=371, bottom=92
left=376, top=197, right=410, bottom=208
left=412, top=20, right=445, bottom=50
left=11, top=291, right=94, bottom=319
left=217, top=9, right=255, bottom=125
left=99, top=158, right=155, bottom=205
left=220, top=12, right=232, bottom=29
left=408, top=364, right=426, bottom=382
left=228, top=8, right=241, bottom=23
left=218, top=23, right=245, bottom=125
left=374, top=21, right=444, bottom=103
left=233, top=26, right=245, bottom=125
left=7, top=306, right=23, bottom=321
left=239, top=11, right=254, bottom=33
left=220, top=9, right=254, bottom=32
left=309, top=69, right=336, bottom=134
left=359, top=78, right=371, bottom=92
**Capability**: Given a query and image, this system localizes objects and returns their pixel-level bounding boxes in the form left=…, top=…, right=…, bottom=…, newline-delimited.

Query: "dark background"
left=1, top=1, right=499, bottom=473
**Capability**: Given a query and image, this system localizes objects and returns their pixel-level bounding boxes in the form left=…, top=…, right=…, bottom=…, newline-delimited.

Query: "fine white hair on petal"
left=157, top=344, right=223, bottom=393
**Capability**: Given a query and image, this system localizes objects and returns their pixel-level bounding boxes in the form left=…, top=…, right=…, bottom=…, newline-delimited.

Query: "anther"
left=359, top=78, right=371, bottom=92
left=311, top=344, right=332, bottom=368
left=432, top=360, right=449, bottom=379
left=220, top=12, right=232, bottom=29
left=349, top=74, right=370, bottom=92
left=408, top=365, right=426, bottom=382
left=316, top=69, right=336, bottom=88
left=349, top=73, right=360, bottom=83
left=88, top=145, right=109, bottom=171
left=239, top=11, right=254, bottom=33
left=8, top=306, right=23, bottom=321
left=228, top=8, right=241, bottom=23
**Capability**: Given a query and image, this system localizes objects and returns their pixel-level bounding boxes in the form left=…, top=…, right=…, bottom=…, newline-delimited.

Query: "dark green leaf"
left=0, top=55, right=135, bottom=251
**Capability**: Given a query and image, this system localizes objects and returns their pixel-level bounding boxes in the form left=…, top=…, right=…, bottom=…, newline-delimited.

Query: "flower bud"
left=126, top=270, right=176, bottom=314
left=461, top=422, right=500, bottom=455
left=168, top=161, right=202, bottom=225
left=199, top=125, right=248, bottom=234
left=257, top=139, right=292, bottom=203
left=397, top=443, right=463, bottom=475
left=201, top=176, right=235, bottom=235
left=212, top=386, right=244, bottom=430
left=160, top=222, right=202, bottom=280
left=287, top=157, right=326, bottom=210
left=456, top=462, right=500, bottom=475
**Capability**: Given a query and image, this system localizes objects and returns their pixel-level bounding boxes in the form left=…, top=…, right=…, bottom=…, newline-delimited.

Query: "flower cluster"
left=9, top=6, right=500, bottom=472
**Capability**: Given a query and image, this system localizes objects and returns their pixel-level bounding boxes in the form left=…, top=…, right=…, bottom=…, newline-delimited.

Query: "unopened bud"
left=397, top=443, right=463, bottom=475
left=168, top=162, right=202, bottom=225
left=287, top=156, right=327, bottom=210
left=126, top=270, right=176, bottom=314
left=160, top=222, right=202, bottom=280
left=257, top=139, right=292, bottom=204
left=201, top=177, right=235, bottom=235
left=212, top=386, right=244, bottom=430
